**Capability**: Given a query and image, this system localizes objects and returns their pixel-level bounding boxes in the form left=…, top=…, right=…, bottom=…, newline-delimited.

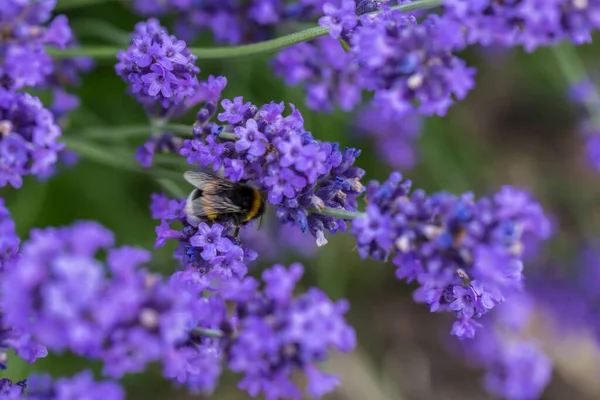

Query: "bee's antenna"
left=257, top=215, right=263, bottom=231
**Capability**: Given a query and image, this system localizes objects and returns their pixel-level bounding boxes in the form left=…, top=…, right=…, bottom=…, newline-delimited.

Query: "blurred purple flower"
left=272, top=37, right=361, bottom=112
left=351, top=172, right=551, bottom=338
left=318, top=0, right=358, bottom=39
left=0, top=0, right=74, bottom=90
left=226, top=263, right=355, bottom=399
left=353, top=105, right=422, bottom=169
left=0, top=89, right=64, bottom=188
left=443, top=0, right=600, bottom=51
left=351, top=10, right=474, bottom=118
left=0, top=221, right=223, bottom=390
left=26, top=370, right=124, bottom=400
left=0, top=199, right=19, bottom=273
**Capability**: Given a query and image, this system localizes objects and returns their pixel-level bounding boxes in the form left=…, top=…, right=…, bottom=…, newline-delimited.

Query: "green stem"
left=64, top=137, right=185, bottom=196
left=78, top=124, right=238, bottom=140
left=48, top=0, right=442, bottom=60
left=70, top=18, right=130, bottom=45
left=56, top=0, right=123, bottom=10
left=551, top=44, right=600, bottom=127
left=67, top=136, right=364, bottom=217
left=191, top=327, right=224, bottom=338
left=307, top=207, right=362, bottom=220
left=79, top=125, right=152, bottom=140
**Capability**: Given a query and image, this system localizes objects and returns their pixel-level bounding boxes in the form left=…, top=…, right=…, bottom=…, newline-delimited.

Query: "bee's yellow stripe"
left=201, top=198, right=217, bottom=219
left=245, top=188, right=262, bottom=221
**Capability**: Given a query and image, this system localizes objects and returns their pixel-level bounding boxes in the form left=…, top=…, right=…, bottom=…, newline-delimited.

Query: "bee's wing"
left=183, top=171, right=232, bottom=190
left=183, top=171, right=244, bottom=217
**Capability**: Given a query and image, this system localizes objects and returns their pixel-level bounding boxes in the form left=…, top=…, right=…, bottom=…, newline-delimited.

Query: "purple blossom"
left=318, top=0, right=358, bottom=39
left=454, top=296, right=552, bottom=398
left=264, top=167, right=307, bottom=204
left=136, top=133, right=182, bottom=168
left=483, top=341, right=552, bottom=399
left=272, top=37, right=361, bottom=112
left=152, top=194, right=257, bottom=280
left=449, top=286, right=479, bottom=318
left=351, top=10, right=475, bottom=118
left=0, top=378, right=25, bottom=399
left=218, top=96, right=252, bottom=125
left=190, top=223, right=234, bottom=261
left=0, top=89, right=64, bottom=188
left=351, top=172, right=551, bottom=338
left=225, top=263, right=355, bottom=399
left=180, top=99, right=365, bottom=244
left=116, top=18, right=200, bottom=114
left=0, top=313, right=48, bottom=369
left=262, top=262, right=304, bottom=304
left=0, top=1, right=74, bottom=90
left=531, top=243, right=600, bottom=344
left=353, top=105, right=422, bottom=169
left=132, top=0, right=330, bottom=45
left=0, top=199, right=19, bottom=273
left=235, top=119, right=268, bottom=156
left=26, top=370, right=125, bottom=400
left=0, top=221, right=223, bottom=389
left=150, top=193, right=186, bottom=221
left=443, top=0, right=600, bottom=51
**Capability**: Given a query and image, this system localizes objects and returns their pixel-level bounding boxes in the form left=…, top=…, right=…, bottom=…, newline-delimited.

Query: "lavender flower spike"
left=180, top=97, right=365, bottom=245
left=116, top=18, right=200, bottom=113
left=351, top=172, right=551, bottom=338
left=0, top=89, right=64, bottom=188
left=223, top=263, right=356, bottom=399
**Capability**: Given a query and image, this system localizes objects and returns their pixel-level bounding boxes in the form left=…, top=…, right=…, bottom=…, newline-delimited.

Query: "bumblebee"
left=183, top=171, right=265, bottom=240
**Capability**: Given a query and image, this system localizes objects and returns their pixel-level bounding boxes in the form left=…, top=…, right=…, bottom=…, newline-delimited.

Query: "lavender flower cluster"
left=353, top=105, right=422, bottom=170
left=531, top=243, right=600, bottom=343
left=4, top=0, right=591, bottom=397
left=351, top=172, right=551, bottom=338
left=0, top=371, right=124, bottom=400
left=455, top=294, right=552, bottom=399
left=178, top=88, right=365, bottom=245
left=221, top=263, right=355, bottom=399
left=131, top=0, right=332, bottom=44
left=0, top=204, right=354, bottom=398
left=153, top=193, right=258, bottom=280
left=277, top=6, right=475, bottom=120
left=0, top=89, right=64, bottom=188
left=0, top=0, right=93, bottom=188
left=272, top=37, right=361, bottom=113
left=0, top=0, right=72, bottom=90
left=0, top=198, right=19, bottom=273
left=0, top=202, right=47, bottom=371
left=567, top=79, right=600, bottom=173
left=116, top=18, right=200, bottom=113
left=351, top=9, right=474, bottom=118
left=443, top=0, right=600, bottom=51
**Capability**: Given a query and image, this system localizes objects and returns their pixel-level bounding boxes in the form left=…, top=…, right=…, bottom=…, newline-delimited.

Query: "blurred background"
left=3, top=0, right=600, bottom=399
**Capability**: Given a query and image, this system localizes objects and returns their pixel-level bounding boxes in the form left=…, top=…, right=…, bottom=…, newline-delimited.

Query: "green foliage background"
left=2, top=0, right=600, bottom=398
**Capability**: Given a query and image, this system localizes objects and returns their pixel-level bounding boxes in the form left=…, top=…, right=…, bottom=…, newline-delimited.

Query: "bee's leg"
left=233, top=225, right=241, bottom=244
